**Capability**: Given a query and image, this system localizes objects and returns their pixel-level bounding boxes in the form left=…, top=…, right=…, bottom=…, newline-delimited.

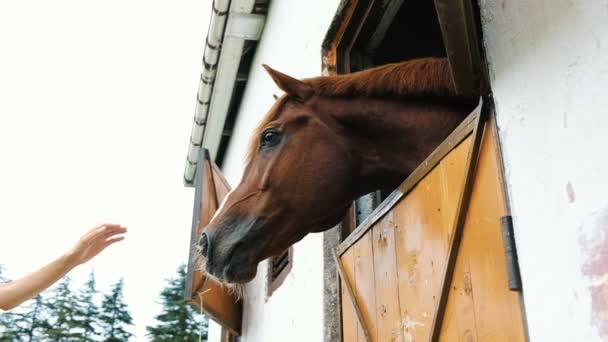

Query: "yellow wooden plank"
left=393, top=165, right=449, bottom=341
left=438, top=136, right=479, bottom=341
left=440, top=257, right=479, bottom=342
left=341, top=248, right=359, bottom=342
left=461, top=122, right=525, bottom=341
left=438, top=136, right=473, bottom=242
left=354, top=232, right=378, bottom=342
left=372, top=211, right=402, bottom=342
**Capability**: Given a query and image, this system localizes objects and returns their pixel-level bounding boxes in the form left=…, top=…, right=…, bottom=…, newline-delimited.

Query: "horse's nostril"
left=199, top=233, right=210, bottom=258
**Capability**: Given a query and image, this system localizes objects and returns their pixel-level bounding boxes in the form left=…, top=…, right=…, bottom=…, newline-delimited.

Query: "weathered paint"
left=479, top=0, right=608, bottom=340
left=579, top=208, right=608, bottom=339
left=217, top=0, right=341, bottom=341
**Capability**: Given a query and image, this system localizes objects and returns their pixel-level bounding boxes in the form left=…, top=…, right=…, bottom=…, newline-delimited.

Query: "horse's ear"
left=263, top=64, right=313, bottom=101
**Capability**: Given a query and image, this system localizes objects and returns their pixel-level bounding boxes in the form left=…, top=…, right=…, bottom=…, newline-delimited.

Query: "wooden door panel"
left=372, top=211, right=402, bottom=342
left=442, top=121, right=524, bottom=341
left=354, top=233, right=378, bottom=342
left=341, top=248, right=360, bottom=342
left=339, top=113, right=525, bottom=342
left=185, top=150, right=242, bottom=336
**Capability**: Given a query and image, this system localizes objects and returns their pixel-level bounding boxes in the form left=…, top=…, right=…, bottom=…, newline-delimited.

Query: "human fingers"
left=103, top=235, right=126, bottom=248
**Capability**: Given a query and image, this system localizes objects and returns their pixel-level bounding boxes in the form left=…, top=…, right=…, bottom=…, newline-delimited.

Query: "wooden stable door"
left=184, top=150, right=242, bottom=336
left=337, top=105, right=526, bottom=342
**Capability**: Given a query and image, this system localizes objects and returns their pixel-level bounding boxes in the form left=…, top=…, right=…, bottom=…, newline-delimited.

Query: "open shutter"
left=185, top=149, right=242, bottom=336
left=434, top=0, right=486, bottom=96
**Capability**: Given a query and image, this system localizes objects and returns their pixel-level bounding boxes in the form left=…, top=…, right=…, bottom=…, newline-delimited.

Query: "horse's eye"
left=261, top=129, right=281, bottom=148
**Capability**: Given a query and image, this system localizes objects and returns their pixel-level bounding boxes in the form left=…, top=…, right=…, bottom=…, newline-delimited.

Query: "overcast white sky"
left=0, top=0, right=209, bottom=339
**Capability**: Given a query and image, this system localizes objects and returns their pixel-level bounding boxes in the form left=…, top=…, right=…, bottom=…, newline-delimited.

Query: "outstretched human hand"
left=66, top=224, right=127, bottom=266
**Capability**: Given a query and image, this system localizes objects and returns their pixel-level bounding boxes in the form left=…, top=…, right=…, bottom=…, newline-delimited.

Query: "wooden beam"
left=434, top=0, right=485, bottom=96
left=428, top=98, right=488, bottom=342
left=333, top=249, right=372, bottom=342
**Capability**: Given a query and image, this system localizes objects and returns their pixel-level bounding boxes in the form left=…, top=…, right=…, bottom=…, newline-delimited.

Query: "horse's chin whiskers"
left=193, top=251, right=247, bottom=301
left=225, top=283, right=245, bottom=301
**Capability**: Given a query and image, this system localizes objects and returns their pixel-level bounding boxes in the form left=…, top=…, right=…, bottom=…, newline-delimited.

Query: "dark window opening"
left=271, top=251, right=290, bottom=278
left=370, top=0, right=446, bottom=66
left=266, top=247, right=293, bottom=299
left=336, top=0, right=453, bottom=226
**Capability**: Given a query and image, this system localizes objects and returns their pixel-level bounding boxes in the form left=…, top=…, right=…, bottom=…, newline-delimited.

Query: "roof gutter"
left=184, top=0, right=266, bottom=187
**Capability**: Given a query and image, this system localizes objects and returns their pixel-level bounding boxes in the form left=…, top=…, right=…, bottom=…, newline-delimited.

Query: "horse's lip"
left=221, top=246, right=258, bottom=283
left=222, top=263, right=257, bottom=283
left=219, top=229, right=270, bottom=283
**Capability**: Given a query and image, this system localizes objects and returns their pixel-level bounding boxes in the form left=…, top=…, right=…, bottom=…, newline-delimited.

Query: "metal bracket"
left=500, top=215, right=522, bottom=291
left=225, top=13, right=266, bottom=40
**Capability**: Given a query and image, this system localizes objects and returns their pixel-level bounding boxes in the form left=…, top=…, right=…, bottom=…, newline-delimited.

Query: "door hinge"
left=500, top=215, right=522, bottom=291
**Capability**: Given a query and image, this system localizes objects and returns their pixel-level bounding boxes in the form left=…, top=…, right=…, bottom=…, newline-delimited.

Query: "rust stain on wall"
left=580, top=207, right=608, bottom=339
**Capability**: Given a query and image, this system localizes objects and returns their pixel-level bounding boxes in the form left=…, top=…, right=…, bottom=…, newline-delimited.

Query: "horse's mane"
left=306, top=57, right=458, bottom=98
left=245, top=57, right=460, bottom=165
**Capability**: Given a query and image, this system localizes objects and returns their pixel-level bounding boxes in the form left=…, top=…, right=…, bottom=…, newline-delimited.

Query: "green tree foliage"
left=98, top=279, right=133, bottom=342
left=146, top=265, right=208, bottom=342
left=45, top=277, right=88, bottom=341
left=16, top=295, right=51, bottom=342
left=0, top=267, right=135, bottom=342
left=78, top=271, right=101, bottom=341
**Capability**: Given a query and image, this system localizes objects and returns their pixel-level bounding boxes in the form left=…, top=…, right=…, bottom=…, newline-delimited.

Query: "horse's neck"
left=316, top=96, right=472, bottom=194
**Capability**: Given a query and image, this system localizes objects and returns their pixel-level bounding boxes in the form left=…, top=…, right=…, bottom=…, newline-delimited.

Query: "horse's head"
left=199, top=65, right=357, bottom=284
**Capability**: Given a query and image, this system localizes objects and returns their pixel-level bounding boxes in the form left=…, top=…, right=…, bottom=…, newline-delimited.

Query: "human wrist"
left=61, top=249, right=81, bottom=269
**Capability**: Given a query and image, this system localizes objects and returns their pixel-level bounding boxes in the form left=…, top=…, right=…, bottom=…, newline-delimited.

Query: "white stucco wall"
left=479, top=1, right=608, bottom=341
left=207, top=320, right=223, bottom=342
left=218, top=0, right=341, bottom=341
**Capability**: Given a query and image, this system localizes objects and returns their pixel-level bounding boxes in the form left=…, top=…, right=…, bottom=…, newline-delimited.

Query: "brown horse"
left=198, top=58, right=476, bottom=284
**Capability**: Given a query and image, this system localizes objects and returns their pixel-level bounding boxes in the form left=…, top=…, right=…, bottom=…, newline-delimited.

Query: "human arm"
left=0, top=224, right=126, bottom=311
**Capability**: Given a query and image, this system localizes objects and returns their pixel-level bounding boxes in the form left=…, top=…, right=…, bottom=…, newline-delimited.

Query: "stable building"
left=181, top=1, right=608, bottom=341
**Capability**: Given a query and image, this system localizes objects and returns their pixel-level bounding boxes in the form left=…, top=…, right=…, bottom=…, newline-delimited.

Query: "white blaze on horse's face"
left=210, top=189, right=235, bottom=224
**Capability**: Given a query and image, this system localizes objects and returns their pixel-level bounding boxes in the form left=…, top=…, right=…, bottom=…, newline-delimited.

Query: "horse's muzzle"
left=197, top=215, right=265, bottom=283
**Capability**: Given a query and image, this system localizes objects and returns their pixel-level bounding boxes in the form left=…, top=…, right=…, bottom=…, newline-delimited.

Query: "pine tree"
left=16, top=294, right=52, bottom=342
left=77, top=271, right=100, bottom=341
left=0, top=310, right=20, bottom=342
left=1, top=294, right=52, bottom=342
left=145, top=265, right=208, bottom=342
left=99, top=279, right=133, bottom=342
left=45, top=277, right=87, bottom=341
